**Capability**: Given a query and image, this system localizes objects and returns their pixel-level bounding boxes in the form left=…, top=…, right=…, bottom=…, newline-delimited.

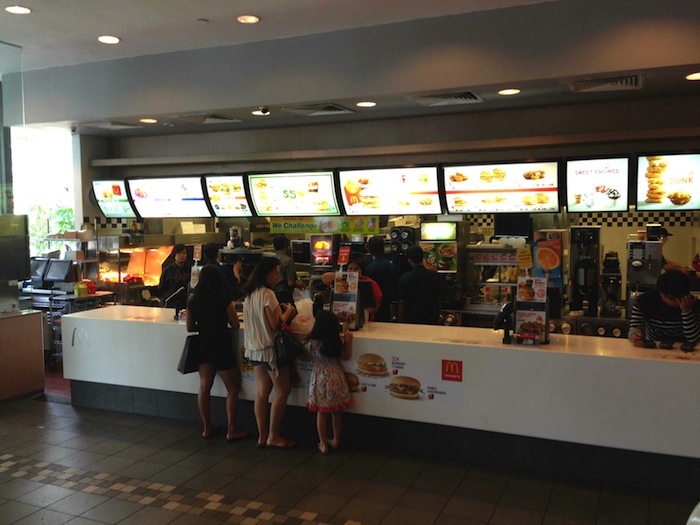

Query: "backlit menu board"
left=566, top=158, right=629, bottom=212
left=248, top=172, right=340, bottom=216
left=636, top=153, right=700, bottom=211
left=92, top=180, right=136, bottom=218
left=127, top=177, right=211, bottom=218
left=443, top=161, right=559, bottom=213
left=338, top=167, right=442, bottom=216
left=204, top=175, right=252, bottom=217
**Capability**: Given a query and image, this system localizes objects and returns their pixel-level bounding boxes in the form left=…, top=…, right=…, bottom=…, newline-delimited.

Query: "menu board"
left=636, top=153, right=700, bottom=211
left=127, top=177, right=211, bottom=218
left=566, top=158, right=629, bottom=212
left=203, top=175, right=252, bottom=217
left=443, top=161, right=559, bottom=213
left=248, top=172, right=340, bottom=217
left=92, top=180, right=136, bottom=218
left=338, top=167, right=441, bottom=216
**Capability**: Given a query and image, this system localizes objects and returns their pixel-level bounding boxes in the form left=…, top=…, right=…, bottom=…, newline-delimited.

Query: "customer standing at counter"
left=628, top=270, right=700, bottom=350
left=186, top=265, right=248, bottom=441
left=203, top=242, right=244, bottom=300
left=365, top=236, right=399, bottom=322
left=158, top=243, right=190, bottom=310
left=399, top=245, right=444, bottom=325
left=272, top=235, right=301, bottom=305
left=243, top=256, right=298, bottom=449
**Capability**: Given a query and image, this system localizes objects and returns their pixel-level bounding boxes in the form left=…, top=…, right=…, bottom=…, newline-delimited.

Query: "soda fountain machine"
left=625, top=239, right=662, bottom=318
left=569, top=226, right=601, bottom=317
left=599, top=251, right=622, bottom=317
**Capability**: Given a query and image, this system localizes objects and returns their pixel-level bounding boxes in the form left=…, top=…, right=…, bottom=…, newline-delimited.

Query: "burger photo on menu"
left=388, top=376, right=422, bottom=400
left=356, top=353, right=388, bottom=377
left=344, top=372, right=360, bottom=392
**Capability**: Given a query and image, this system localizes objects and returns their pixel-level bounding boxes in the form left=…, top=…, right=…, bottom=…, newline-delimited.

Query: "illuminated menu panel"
left=338, top=167, right=441, bottom=216
left=127, top=177, right=211, bottom=218
left=636, top=153, right=700, bottom=211
left=444, top=161, right=559, bottom=213
left=93, top=180, right=136, bottom=218
left=204, top=175, right=252, bottom=217
left=566, top=158, right=629, bottom=212
left=248, top=172, right=340, bottom=217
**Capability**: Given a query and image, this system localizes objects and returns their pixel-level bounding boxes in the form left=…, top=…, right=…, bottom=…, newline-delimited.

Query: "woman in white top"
left=243, top=256, right=297, bottom=449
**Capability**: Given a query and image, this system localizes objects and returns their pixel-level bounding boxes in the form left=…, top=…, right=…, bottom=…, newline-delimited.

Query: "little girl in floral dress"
left=302, top=310, right=353, bottom=454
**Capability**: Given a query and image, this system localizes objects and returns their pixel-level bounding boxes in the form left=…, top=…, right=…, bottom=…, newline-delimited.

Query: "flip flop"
left=226, top=431, right=251, bottom=443
left=266, top=440, right=297, bottom=449
left=256, top=442, right=267, bottom=448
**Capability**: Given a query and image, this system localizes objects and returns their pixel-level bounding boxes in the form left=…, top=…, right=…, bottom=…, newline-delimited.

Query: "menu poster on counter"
left=443, top=161, right=559, bottom=213
left=248, top=172, right=340, bottom=217
left=338, top=167, right=442, bottom=216
left=127, top=177, right=211, bottom=218
left=203, top=175, right=252, bottom=217
left=566, top=158, right=629, bottom=212
left=635, top=153, right=700, bottom=211
left=420, top=241, right=457, bottom=273
left=92, top=180, right=136, bottom=218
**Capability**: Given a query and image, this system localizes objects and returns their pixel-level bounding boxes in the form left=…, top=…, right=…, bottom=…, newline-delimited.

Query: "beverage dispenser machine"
left=625, top=240, right=662, bottom=318
left=569, top=226, right=601, bottom=317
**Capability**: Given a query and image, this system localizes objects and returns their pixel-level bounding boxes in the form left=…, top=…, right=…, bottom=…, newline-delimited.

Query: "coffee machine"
left=600, top=251, right=622, bottom=317
left=625, top=239, right=663, bottom=318
left=570, top=226, right=601, bottom=317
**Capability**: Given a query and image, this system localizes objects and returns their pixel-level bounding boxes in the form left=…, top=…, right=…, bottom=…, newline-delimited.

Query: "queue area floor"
left=0, top=396, right=697, bottom=525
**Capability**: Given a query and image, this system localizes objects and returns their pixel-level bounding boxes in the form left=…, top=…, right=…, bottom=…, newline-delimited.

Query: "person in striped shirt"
left=628, top=270, right=700, bottom=351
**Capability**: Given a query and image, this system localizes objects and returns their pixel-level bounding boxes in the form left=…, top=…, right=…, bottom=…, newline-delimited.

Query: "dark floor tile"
left=240, top=463, right=293, bottom=483
left=218, top=477, right=271, bottom=500
left=182, top=469, right=236, bottom=492
left=317, top=473, right=366, bottom=497
left=597, top=487, right=649, bottom=525
left=115, top=460, right=167, bottom=480
left=545, top=491, right=599, bottom=520
left=46, top=491, right=110, bottom=516
left=12, top=507, right=73, bottom=524
left=54, top=450, right=108, bottom=470
left=397, top=487, right=450, bottom=512
left=79, top=498, right=144, bottom=524
left=434, top=513, right=486, bottom=525
left=380, top=504, right=439, bottom=525
left=297, top=490, right=351, bottom=516
left=356, top=481, right=407, bottom=505
left=0, top=500, right=42, bottom=523
left=542, top=514, right=597, bottom=525
left=15, top=484, right=76, bottom=508
left=143, top=447, right=193, bottom=465
left=336, top=496, right=393, bottom=524
left=0, top=478, right=47, bottom=499
left=111, top=505, right=182, bottom=525
left=86, top=455, right=137, bottom=474
left=649, top=493, right=699, bottom=525
left=489, top=503, right=545, bottom=525
left=256, top=482, right=311, bottom=508
left=30, top=445, right=79, bottom=463
left=278, top=466, right=330, bottom=490
left=442, top=494, right=496, bottom=522
left=146, top=465, right=200, bottom=486
left=64, top=517, right=105, bottom=524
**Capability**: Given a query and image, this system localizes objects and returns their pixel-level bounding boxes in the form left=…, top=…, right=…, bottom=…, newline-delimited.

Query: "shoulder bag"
left=274, top=323, right=302, bottom=369
left=177, top=334, right=201, bottom=374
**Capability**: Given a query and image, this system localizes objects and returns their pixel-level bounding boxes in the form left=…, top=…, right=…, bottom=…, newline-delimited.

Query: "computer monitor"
left=43, top=259, right=75, bottom=282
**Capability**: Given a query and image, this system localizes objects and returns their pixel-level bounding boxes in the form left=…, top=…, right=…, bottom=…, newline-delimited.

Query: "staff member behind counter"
left=628, top=270, right=700, bottom=351
left=657, top=228, right=698, bottom=275
left=157, top=243, right=191, bottom=310
left=202, top=242, right=245, bottom=300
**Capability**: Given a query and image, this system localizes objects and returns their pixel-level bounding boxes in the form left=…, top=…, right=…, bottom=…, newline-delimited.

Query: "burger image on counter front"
left=356, top=353, right=388, bottom=377
left=344, top=372, right=360, bottom=392
left=388, top=376, right=421, bottom=400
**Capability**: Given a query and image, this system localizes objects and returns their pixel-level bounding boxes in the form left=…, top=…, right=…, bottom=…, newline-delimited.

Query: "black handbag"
left=274, top=325, right=302, bottom=369
left=177, top=334, right=200, bottom=374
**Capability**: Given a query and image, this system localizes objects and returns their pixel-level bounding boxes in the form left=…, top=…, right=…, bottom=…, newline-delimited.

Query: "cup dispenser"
left=569, top=226, right=601, bottom=317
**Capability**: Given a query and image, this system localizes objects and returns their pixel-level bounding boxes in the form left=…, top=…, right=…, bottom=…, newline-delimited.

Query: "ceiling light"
left=98, top=35, right=121, bottom=45
left=686, top=72, right=700, bottom=81
left=139, top=118, right=158, bottom=124
left=356, top=101, right=377, bottom=108
left=498, top=88, right=521, bottom=96
left=237, top=14, right=260, bottom=24
left=5, top=5, right=31, bottom=14
left=252, top=106, right=270, bottom=116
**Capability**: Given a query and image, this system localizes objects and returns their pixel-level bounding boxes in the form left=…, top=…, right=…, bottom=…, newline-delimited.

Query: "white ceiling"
left=2, top=0, right=700, bottom=136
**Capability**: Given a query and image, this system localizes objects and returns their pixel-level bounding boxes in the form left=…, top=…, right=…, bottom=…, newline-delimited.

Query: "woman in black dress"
left=186, top=265, right=248, bottom=441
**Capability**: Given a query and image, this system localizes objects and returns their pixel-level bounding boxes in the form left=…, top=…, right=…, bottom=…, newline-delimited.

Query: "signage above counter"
left=565, top=157, right=629, bottom=212
left=248, top=171, right=340, bottom=217
left=203, top=174, right=252, bottom=217
left=443, top=161, right=559, bottom=214
left=127, top=177, right=211, bottom=218
left=92, top=180, right=136, bottom=218
left=635, top=153, right=700, bottom=212
left=338, top=166, right=442, bottom=216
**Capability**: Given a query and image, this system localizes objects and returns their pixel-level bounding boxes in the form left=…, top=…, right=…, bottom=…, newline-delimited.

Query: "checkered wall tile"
left=86, top=216, right=130, bottom=229
left=570, top=210, right=696, bottom=228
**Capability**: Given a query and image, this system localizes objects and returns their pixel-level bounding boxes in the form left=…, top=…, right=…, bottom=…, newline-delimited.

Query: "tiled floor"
left=0, top=396, right=698, bottom=525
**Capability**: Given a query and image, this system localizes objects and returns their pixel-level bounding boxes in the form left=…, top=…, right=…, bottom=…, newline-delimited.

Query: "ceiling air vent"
left=282, top=103, right=353, bottom=117
left=409, top=91, right=483, bottom=107
left=83, top=121, right=142, bottom=130
left=571, top=75, right=642, bottom=93
left=176, top=114, right=242, bottom=124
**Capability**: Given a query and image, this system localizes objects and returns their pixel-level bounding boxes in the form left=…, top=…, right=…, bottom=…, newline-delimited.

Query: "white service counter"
left=62, top=305, right=700, bottom=459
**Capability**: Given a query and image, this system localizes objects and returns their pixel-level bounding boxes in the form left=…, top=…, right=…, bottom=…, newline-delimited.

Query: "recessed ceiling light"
left=98, top=35, right=121, bottom=45
left=5, top=5, right=31, bottom=14
left=498, top=88, right=521, bottom=96
left=686, top=72, right=700, bottom=81
left=356, top=101, right=377, bottom=108
left=237, top=14, right=260, bottom=24
left=139, top=118, right=158, bottom=124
